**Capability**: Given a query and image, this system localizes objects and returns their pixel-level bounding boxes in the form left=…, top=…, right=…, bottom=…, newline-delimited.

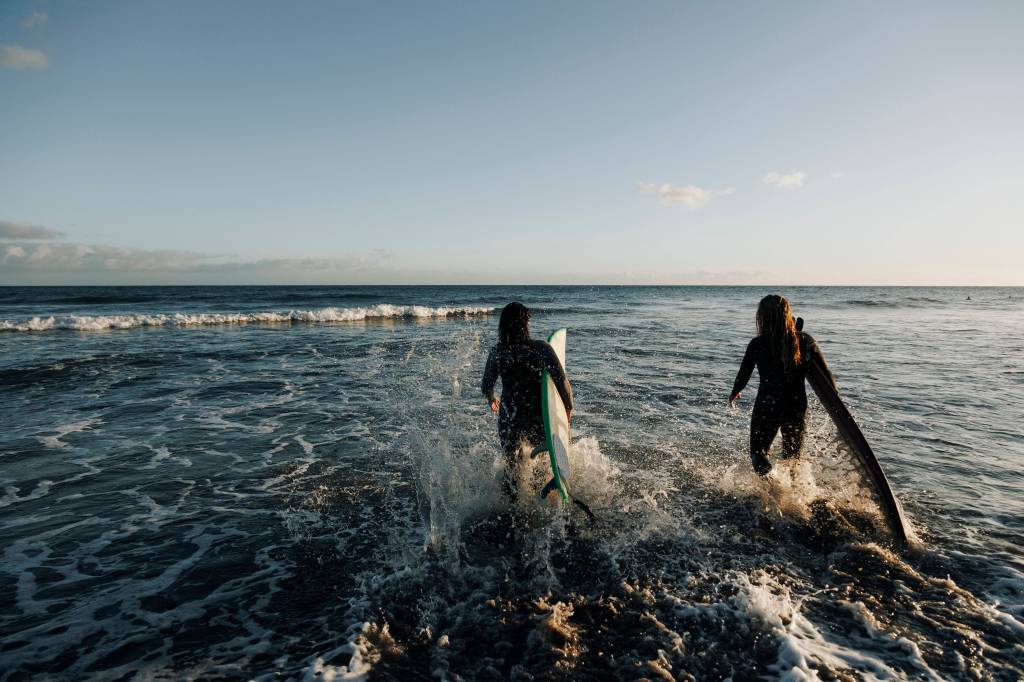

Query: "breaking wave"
left=0, top=304, right=495, bottom=332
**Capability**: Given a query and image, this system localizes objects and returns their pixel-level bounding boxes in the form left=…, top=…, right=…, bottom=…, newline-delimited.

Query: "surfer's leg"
left=498, top=417, right=521, bottom=503
left=780, top=412, right=806, bottom=460
left=500, top=440, right=523, bottom=503
left=749, top=410, right=779, bottom=476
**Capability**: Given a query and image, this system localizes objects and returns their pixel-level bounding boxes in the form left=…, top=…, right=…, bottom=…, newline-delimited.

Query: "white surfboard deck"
left=541, top=328, right=571, bottom=502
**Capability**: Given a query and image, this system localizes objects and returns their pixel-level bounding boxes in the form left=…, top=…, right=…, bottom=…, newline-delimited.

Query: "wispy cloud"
left=22, top=11, right=48, bottom=30
left=0, top=44, right=48, bottom=69
left=0, top=221, right=66, bottom=240
left=198, top=251, right=393, bottom=275
left=762, top=171, right=806, bottom=189
left=0, top=239, right=393, bottom=278
left=637, top=182, right=734, bottom=209
left=0, top=220, right=394, bottom=281
left=830, top=171, right=844, bottom=180
left=1, top=243, right=213, bottom=271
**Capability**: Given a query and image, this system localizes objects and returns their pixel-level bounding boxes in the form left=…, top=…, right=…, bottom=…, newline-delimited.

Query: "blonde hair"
left=756, top=295, right=801, bottom=371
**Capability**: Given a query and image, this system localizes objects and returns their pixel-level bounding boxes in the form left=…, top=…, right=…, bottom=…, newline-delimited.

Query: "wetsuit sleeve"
left=804, top=335, right=838, bottom=391
left=481, top=347, right=499, bottom=400
left=732, top=338, right=758, bottom=395
left=543, top=345, right=574, bottom=412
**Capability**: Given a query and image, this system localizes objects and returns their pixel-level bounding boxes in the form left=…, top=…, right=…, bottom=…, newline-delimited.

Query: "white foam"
left=0, top=480, right=55, bottom=509
left=140, top=444, right=193, bottom=470
left=838, top=600, right=938, bottom=676
left=295, top=434, right=316, bottom=456
left=0, top=304, right=496, bottom=332
left=733, top=572, right=944, bottom=681
left=302, top=623, right=389, bottom=681
left=38, top=418, right=101, bottom=449
left=979, top=564, right=1024, bottom=635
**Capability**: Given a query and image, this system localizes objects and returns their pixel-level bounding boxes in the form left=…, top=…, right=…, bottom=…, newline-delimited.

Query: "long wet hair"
left=756, top=294, right=801, bottom=371
left=498, top=302, right=531, bottom=345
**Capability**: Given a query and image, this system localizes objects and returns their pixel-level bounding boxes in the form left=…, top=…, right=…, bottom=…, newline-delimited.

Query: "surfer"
left=729, top=295, right=836, bottom=475
left=482, top=302, right=573, bottom=501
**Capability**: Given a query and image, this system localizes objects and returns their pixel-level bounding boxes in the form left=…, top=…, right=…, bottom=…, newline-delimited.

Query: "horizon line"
left=1, top=282, right=1021, bottom=288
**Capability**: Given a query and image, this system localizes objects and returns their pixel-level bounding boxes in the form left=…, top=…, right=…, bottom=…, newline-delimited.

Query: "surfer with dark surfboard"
left=729, top=295, right=836, bottom=475
left=482, top=302, right=573, bottom=501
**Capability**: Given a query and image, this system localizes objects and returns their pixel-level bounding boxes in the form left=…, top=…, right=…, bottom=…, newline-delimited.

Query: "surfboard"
left=798, top=319, right=912, bottom=547
left=540, top=328, right=571, bottom=503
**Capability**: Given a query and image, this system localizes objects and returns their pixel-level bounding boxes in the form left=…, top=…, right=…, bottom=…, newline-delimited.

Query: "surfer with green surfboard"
left=482, top=302, right=573, bottom=502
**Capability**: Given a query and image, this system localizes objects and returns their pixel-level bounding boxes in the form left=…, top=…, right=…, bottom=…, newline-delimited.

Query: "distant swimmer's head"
left=499, top=302, right=531, bottom=345
left=756, top=294, right=801, bottom=370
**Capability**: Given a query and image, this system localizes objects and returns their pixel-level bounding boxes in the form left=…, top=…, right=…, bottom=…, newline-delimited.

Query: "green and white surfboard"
left=540, top=328, right=571, bottom=503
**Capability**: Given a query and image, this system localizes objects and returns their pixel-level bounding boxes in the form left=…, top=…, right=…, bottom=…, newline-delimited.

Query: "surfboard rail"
left=541, top=328, right=571, bottom=503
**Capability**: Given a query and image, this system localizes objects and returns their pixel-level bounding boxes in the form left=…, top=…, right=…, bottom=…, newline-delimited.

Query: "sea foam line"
left=0, top=304, right=496, bottom=332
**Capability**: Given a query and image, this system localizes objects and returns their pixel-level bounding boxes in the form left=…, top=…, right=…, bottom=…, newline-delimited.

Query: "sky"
left=1, top=1, right=1022, bottom=285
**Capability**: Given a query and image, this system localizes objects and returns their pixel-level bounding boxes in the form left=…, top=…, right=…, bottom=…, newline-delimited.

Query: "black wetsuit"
left=732, top=332, right=836, bottom=475
left=482, top=339, right=573, bottom=498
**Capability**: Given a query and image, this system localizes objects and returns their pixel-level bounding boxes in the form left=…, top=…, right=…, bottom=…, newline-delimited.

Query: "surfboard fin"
left=571, top=496, right=596, bottom=526
left=529, top=445, right=549, bottom=459
left=540, top=478, right=558, bottom=499
left=539, top=480, right=597, bottom=526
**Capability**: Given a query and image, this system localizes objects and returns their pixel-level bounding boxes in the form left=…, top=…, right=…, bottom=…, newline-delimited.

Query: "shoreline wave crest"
left=0, top=304, right=496, bottom=332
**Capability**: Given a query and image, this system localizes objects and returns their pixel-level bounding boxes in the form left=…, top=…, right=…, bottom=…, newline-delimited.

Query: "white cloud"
left=762, top=171, right=807, bottom=189
left=22, top=11, right=48, bottom=30
left=830, top=171, right=844, bottom=180
left=0, top=220, right=66, bottom=240
left=637, top=182, right=734, bottom=209
left=3, top=245, right=27, bottom=264
left=0, top=44, right=48, bottom=69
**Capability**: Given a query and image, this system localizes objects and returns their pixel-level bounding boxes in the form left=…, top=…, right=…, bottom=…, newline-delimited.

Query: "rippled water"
left=1, top=285, right=1021, bottom=680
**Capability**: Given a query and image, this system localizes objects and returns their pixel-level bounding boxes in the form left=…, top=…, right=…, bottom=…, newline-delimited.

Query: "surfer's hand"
left=489, top=397, right=500, bottom=413
left=566, top=409, right=573, bottom=422
left=729, top=391, right=741, bottom=406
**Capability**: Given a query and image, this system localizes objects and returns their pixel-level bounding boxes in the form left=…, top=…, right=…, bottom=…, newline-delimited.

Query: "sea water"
left=0, top=285, right=1021, bottom=680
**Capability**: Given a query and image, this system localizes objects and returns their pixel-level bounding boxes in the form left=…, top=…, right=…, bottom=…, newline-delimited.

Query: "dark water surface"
left=1, top=286, right=1022, bottom=680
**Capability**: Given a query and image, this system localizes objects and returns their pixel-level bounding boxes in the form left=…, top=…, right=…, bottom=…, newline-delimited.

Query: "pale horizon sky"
left=2, top=1, right=1022, bottom=285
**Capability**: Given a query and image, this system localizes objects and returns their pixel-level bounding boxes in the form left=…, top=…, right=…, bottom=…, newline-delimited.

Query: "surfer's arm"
left=481, top=347, right=499, bottom=404
left=730, top=338, right=757, bottom=402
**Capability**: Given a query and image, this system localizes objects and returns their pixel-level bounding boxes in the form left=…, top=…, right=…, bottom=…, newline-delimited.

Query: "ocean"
left=1, top=285, right=1021, bottom=680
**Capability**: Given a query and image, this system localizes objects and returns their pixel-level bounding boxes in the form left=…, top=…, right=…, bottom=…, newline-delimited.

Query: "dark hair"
left=756, top=294, right=801, bottom=371
left=498, top=302, right=531, bottom=345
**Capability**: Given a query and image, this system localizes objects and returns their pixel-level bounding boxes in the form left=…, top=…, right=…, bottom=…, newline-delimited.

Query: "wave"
left=28, top=295, right=162, bottom=305
left=841, top=299, right=901, bottom=308
left=0, top=304, right=496, bottom=332
left=814, top=296, right=950, bottom=309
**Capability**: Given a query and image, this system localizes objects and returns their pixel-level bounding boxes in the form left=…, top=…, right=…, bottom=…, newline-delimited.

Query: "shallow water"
left=0, top=285, right=1021, bottom=680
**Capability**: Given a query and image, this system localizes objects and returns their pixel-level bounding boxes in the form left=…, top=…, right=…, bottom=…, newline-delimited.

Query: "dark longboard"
left=799, top=321, right=911, bottom=547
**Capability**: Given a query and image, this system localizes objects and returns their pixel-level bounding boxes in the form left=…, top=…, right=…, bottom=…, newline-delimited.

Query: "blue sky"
left=1, top=1, right=1021, bottom=284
